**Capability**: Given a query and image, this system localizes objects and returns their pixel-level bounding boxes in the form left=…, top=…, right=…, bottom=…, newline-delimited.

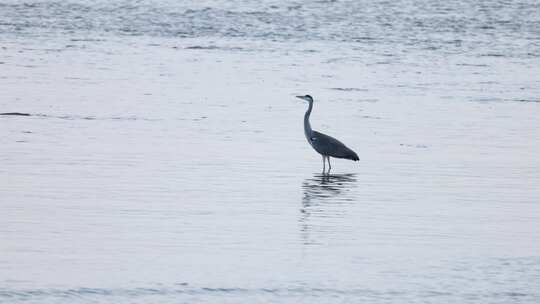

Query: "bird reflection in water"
left=300, top=173, right=357, bottom=245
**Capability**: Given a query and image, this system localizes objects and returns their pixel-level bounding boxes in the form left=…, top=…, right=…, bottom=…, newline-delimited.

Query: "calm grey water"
left=1, top=0, right=540, bottom=303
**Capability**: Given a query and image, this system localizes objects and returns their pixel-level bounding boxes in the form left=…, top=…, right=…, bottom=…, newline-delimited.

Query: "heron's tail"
left=345, top=149, right=359, bottom=161
left=330, top=145, right=359, bottom=161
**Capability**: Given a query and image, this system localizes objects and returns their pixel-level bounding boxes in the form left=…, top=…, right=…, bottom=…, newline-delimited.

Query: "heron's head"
left=296, top=95, right=313, bottom=103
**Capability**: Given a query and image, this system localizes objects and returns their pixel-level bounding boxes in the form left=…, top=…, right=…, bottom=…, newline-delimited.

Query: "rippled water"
left=1, top=0, right=540, bottom=303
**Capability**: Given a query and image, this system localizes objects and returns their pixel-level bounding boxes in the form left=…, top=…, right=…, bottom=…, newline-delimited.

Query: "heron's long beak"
left=296, top=95, right=307, bottom=101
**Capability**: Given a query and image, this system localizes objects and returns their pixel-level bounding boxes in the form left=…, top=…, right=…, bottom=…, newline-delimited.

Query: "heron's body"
left=299, top=94, right=359, bottom=173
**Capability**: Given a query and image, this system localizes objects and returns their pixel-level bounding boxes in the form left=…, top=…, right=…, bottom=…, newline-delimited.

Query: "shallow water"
left=2, top=0, right=540, bottom=303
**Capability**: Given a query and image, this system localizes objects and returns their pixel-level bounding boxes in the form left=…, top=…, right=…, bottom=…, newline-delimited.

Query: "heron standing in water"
left=297, top=95, right=359, bottom=174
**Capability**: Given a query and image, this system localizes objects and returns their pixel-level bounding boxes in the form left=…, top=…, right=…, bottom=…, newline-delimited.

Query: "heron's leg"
left=327, top=156, right=332, bottom=173
left=322, top=155, right=326, bottom=173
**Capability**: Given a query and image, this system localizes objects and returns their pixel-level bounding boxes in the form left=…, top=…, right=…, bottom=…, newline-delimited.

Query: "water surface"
left=1, top=0, right=540, bottom=303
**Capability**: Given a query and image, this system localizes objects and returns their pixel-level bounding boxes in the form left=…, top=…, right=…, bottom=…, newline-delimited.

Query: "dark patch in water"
left=185, top=45, right=219, bottom=50
left=478, top=25, right=496, bottom=30
left=400, top=143, right=428, bottom=148
left=514, top=99, right=540, bottom=103
left=330, top=87, right=368, bottom=92
left=185, top=45, right=244, bottom=51
left=0, top=112, right=31, bottom=116
left=353, top=36, right=376, bottom=41
left=1, top=285, right=535, bottom=302
left=70, top=38, right=105, bottom=42
left=472, top=97, right=504, bottom=103
left=497, top=292, right=528, bottom=297
left=1, top=113, right=158, bottom=121
left=0, top=286, right=405, bottom=298
left=456, top=63, right=489, bottom=67
left=480, top=53, right=505, bottom=57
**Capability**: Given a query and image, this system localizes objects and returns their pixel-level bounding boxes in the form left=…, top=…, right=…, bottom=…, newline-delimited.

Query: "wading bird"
left=297, top=95, right=359, bottom=174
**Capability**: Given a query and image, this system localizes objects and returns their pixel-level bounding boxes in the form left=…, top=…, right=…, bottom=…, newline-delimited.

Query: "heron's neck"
left=304, top=101, right=313, bottom=138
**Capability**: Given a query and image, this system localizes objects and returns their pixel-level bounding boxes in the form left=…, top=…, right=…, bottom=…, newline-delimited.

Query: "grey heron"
left=297, top=95, right=359, bottom=174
